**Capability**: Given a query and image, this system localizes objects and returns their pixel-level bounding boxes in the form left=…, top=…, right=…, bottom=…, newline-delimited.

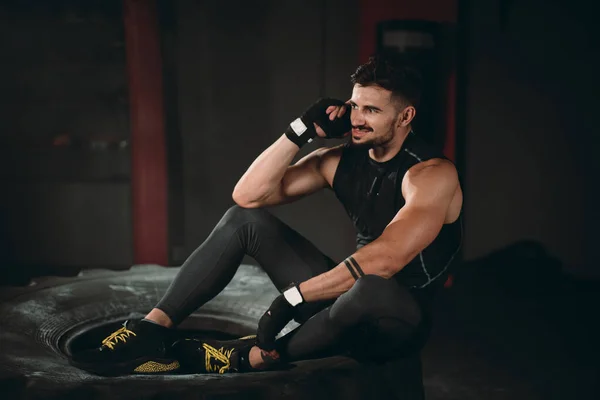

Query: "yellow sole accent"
left=203, top=343, right=234, bottom=374
left=134, top=360, right=180, bottom=373
left=237, top=335, right=257, bottom=340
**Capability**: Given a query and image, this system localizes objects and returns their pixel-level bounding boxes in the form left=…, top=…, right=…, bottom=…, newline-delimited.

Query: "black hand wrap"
left=256, top=294, right=297, bottom=351
left=284, top=98, right=352, bottom=148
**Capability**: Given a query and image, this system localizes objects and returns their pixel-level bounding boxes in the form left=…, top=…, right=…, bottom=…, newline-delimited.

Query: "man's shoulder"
left=404, top=158, right=458, bottom=187
left=409, top=157, right=454, bottom=171
left=317, top=143, right=347, bottom=162
left=317, top=144, right=347, bottom=187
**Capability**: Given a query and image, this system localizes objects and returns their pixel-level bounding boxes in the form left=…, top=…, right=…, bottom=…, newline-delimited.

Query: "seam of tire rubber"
left=0, top=268, right=168, bottom=301
left=0, top=265, right=285, bottom=383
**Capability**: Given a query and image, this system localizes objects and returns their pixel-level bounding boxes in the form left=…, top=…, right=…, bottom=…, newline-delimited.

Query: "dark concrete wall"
left=0, top=0, right=133, bottom=268
left=169, top=0, right=359, bottom=264
left=463, top=0, right=599, bottom=276
left=2, top=0, right=597, bottom=279
left=0, top=0, right=360, bottom=270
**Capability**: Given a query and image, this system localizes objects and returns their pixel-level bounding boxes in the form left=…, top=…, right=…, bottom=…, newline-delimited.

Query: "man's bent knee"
left=327, top=276, right=387, bottom=327
left=350, top=274, right=404, bottom=302
left=219, top=205, right=272, bottom=229
left=352, top=274, right=389, bottom=290
left=330, top=274, right=422, bottom=328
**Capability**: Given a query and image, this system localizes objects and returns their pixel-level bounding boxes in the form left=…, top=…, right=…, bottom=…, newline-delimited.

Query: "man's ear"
left=397, top=106, right=416, bottom=127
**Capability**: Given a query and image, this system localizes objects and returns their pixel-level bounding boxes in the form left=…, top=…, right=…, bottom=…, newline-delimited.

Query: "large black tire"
left=0, top=264, right=424, bottom=400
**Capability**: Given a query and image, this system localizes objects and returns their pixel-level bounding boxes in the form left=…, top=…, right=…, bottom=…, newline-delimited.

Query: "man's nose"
left=350, top=109, right=365, bottom=127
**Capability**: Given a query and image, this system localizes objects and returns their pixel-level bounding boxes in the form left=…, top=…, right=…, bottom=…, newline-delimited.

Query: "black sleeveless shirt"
left=332, top=131, right=462, bottom=290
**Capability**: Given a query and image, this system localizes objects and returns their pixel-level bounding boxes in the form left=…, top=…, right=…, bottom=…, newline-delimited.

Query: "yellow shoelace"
left=102, top=326, right=137, bottom=350
left=203, top=343, right=235, bottom=374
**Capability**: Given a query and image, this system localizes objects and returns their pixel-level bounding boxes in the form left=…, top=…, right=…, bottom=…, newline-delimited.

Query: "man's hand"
left=315, top=101, right=351, bottom=138
left=285, top=98, right=352, bottom=148
left=256, top=284, right=304, bottom=351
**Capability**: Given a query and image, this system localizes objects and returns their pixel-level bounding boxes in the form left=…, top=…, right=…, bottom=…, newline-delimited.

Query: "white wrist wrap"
left=290, top=118, right=308, bottom=136
left=283, top=285, right=304, bottom=307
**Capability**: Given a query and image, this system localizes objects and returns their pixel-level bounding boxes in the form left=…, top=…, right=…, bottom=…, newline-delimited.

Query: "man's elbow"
left=231, top=187, right=252, bottom=207
left=379, top=263, right=402, bottom=279
left=231, top=192, right=261, bottom=209
left=377, top=250, right=416, bottom=278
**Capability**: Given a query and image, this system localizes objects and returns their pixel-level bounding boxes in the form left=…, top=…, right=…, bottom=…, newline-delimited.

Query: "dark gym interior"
left=0, top=0, right=598, bottom=399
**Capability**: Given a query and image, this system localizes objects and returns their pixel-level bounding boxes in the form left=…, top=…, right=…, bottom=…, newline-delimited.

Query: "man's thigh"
left=233, top=207, right=338, bottom=321
left=335, top=277, right=431, bottom=362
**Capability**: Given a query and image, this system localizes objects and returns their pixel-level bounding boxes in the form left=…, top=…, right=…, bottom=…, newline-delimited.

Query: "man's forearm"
left=298, top=240, right=401, bottom=302
left=232, top=135, right=299, bottom=205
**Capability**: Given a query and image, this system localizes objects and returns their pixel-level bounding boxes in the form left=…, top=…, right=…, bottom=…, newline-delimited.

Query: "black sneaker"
left=171, top=335, right=256, bottom=374
left=69, top=319, right=180, bottom=376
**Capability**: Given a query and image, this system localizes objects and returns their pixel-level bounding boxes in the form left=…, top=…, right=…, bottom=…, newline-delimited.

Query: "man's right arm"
left=233, top=98, right=350, bottom=208
left=232, top=135, right=334, bottom=208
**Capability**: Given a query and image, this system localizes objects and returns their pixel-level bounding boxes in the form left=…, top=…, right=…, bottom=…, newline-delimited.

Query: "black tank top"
left=332, top=131, right=462, bottom=290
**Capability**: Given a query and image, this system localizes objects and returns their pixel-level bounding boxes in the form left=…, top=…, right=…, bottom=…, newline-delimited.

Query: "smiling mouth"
left=352, top=129, right=371, bottom=137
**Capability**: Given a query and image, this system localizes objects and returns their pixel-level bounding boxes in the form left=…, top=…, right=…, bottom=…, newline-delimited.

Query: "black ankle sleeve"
left=238, top=346, right=255, bottom=372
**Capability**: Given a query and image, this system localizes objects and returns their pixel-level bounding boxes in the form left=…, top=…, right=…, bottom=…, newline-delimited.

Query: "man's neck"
left=368, top=128, right=411, bottom=163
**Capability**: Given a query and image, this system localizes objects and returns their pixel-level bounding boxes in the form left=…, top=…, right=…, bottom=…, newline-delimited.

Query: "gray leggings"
left=156, top=205, right=428, bottom=362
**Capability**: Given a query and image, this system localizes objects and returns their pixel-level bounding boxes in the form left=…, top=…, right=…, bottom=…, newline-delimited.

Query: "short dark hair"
left=350, top=52, right=422, bottom=109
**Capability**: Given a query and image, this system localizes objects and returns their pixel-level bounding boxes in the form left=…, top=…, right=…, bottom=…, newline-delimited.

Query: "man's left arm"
left=298, top=160, right=460, bottom=302
left=255, top=160, right=460, bottom=351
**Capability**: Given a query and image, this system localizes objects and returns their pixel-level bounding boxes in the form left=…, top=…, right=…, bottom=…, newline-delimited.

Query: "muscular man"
left=70, top=53, right=462, bottom=376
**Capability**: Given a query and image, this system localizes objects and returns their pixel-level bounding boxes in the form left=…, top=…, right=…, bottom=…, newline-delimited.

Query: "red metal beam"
left=123, top=0, right=168, bottom=265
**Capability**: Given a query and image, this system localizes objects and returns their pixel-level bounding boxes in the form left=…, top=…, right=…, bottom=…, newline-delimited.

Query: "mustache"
left=352, top=125, right=373, bottom=131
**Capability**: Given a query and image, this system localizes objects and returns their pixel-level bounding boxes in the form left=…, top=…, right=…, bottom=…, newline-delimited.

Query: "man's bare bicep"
left=258, top=148, right=330, bottom=206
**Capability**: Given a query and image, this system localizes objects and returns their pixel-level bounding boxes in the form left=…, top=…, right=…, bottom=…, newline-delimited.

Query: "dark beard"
left=352, top=114, right=401, bottom=150
left=348, top=127, right=395, bottom=150
left=348, top=138, right=374, bottom=150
